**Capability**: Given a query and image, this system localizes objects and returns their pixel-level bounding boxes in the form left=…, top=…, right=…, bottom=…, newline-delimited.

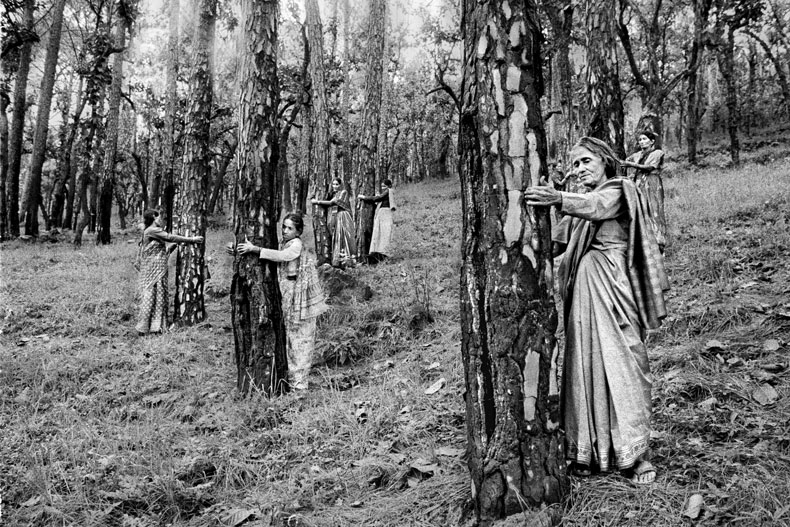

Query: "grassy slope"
left=1, top=152, right=789, bottom=526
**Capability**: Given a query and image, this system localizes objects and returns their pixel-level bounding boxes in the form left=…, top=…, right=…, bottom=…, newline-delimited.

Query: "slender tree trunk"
left=208, top=136, right=236, bottom=214
left=50, top=76, right=84, bottom=229
left=231, top=0, right=287, bottom=395
left=582, top=0, right=625, bottom=157
left=717, top=26, right=740, bottom=165
left=163, top=0, right=179, bottom=231
left=354, top=0, right=386, bottom=261
left=22, top=0, right=67, bottom=237
left=459, top=1, right=567, bottom=523
left=543, top=0, right=575, bottom=165
left=296, top=26, right=312, bottom=217
left=97, top=17, right=129, bottom=244
left=174, top=0, right=216, bottom=326
left=305, top=0, right=332, bottom=265
left=341, top=0, right=352, bottom=188
left=73, top=102, right=102, bottom=246
left=7, top=0, right=35, bottom=238
left=686, top=0, right=712, bottom=164
left=745, top=40, right=757, bottom=136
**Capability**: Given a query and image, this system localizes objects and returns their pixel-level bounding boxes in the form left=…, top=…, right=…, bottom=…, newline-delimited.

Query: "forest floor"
left=2, top=134, right=790, bottom=527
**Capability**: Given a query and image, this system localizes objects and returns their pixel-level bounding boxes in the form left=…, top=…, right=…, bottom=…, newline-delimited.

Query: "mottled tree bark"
left=354, top=0, right=386, bottom=260
left=583, top=0, right=625, bottom=157
left=305, top=0, right=332, bottom=265
left=163, top=0, right=179, bottom=231
left=174, top=0, right=216, bottom=326
left=542, top=0, right=575, bottom=164
left=459, top=0, right=567, bottom=524
left=50, top=76, right=85, bottom=229
left=717, top=25, right=740, bottom=165
left=7, top=0, right=35, bottom=238
left=1, top=92, right=9, bottom=240
left=231, top=0, right=287, bottom=395
left=22, top=0, right=67, bottom=237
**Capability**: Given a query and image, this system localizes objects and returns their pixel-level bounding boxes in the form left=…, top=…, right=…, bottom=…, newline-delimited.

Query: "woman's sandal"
left=627, top=460, right=656, bottom=485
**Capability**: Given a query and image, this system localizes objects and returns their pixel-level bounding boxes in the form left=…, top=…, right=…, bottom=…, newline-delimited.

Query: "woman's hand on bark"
left=237, top=239, right=258, bottom=255
left=524, top=186, right=562, bottom=207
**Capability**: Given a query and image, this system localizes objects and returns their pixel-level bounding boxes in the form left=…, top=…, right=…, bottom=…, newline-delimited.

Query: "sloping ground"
left=1, top=157, right=789, bottom=526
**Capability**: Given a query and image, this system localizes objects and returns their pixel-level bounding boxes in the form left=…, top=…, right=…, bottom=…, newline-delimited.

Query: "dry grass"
left=2, top=148, right=790, bottom=526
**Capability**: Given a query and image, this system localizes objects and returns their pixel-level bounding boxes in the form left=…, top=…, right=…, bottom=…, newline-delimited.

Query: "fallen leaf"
left=424, top=377, right=446, bottom=395
left=698, top=397, right=718, bottom=410
left=435, top=446, right=465, bottom=457
left=683, top=494, right=704, bottom=519
left=752, top=384, right=779, bottom=406
left=350, top=501, right=363, bottom=508
left=763, top=339, right=782, bottom=352
left=426, top=362, right=441, bottom=370
left=705, top=339, right=725, bottom=351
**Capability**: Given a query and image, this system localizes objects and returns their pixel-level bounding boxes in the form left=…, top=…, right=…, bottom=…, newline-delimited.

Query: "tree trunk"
left=208, top=136, right=236, bottom=215
left=50, top=75, right=85, bottom=229
left=583, top=0, right=625, bottom=158
left=542, top=0, right=575, bottom=165
left=231, top=0, right=287, bottom=396
left=305, top=0, right=332, bottom=265
left=717, top=26, right=740, bottom=165
left=22, top=0, right=67, bottom=237
left=174, top=0, right=216, bottom=326
left=1, top=92, right=9, bottom=240
left=341, top=0, right=352, bottom=188
left=686, top=0, right=712, bottom=164
left=163, top=0, right=179, bottom=231
left=73, top=103, right=102, bottom=246
left=459, top=1, right=568, bottom=523
left=7, top=0, right=35, bottom=238
left=354, top=0, right=386, bottom=261
left=96, top=17, right=129, bottom=245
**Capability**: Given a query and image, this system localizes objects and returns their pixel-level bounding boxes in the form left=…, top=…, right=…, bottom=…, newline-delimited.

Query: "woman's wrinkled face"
left=153, top=214, right=162, bottom=228
left=571, top=146, right=607, bottom=189
left=282, top=219, right=298, bottom=242
left=331, top=180, right=341, bottom=192
left=638, top=134, right=654, bottom=150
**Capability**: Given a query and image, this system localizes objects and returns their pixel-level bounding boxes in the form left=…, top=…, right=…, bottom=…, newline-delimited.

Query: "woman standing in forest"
left=358, top=178, right=395, bottom=263
left=622, top=131, right=667, bottom=250
left=311, top=178, right=357, bottom=267
left=135, top=209, right=203, bottom=335
left=524, top=137, right=669, bottom=484
left=232, top=213, right=327, bottom=391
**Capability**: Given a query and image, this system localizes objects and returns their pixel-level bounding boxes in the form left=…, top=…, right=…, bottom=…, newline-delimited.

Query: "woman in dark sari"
left=525, top=137, right=669, bottom=484
left=623, top=131, right=666, bottom=250
left=312, top=178, right=356, bottom=267
left=135, top=209, right=203, bottom=335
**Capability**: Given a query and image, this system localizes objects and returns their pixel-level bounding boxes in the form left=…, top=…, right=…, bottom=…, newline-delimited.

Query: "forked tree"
left=174, top=0, right=216, bottom=326
left=458, top=0, right=568, bottom=524
left=230, top=0, right=288, bottom=395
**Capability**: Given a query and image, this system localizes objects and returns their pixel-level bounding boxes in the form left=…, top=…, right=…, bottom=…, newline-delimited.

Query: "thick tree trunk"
left=1, top=92, right=9, bottom=240
left=163, top=0, right=179, bottom=231
left=717, top=26, right=740, bottom=165
left=22, top=0, right=67, bottom=237
left=174, top=0, right=216, bottom=326
left=459, top=1, right=567, bottom=523
left=354, top=0, right=386, bottom=261
left=305, top=0, right=332, bottom=265
left=96, top=18, right=128, bottom=245
left=583, top=0, right=625, bottom=157
left=7, top=0, right=35, bottom=238
left=231, top=0, right=287, bottom=395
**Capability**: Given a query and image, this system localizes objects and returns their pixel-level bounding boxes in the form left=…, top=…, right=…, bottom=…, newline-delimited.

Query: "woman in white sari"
left=359, top=178, right=396, bottom=263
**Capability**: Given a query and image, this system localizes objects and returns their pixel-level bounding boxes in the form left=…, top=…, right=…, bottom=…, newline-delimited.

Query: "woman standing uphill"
left=358, top=178, right=395, bottom=263
left=232, top=213, right=328, bottom=391
left=311, top=178, right=357, bottom=267
left=525, top=137, right=669, bottom=484
left=623, top=131, right=666, bottom=250
left=136, top=209, right=203, bottom=335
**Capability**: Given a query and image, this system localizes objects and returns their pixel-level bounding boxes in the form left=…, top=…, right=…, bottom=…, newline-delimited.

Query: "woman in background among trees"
left=136, top=209, right=203, bottom=335
left=525, top=137, right=669, bottom=485
left=358, top=178, right=395, bottom=264
left=312, top=178, right=356, bottom=267
left=232, top=213, right=328, bottom=391
left=622, top=131, right=667, bottom=250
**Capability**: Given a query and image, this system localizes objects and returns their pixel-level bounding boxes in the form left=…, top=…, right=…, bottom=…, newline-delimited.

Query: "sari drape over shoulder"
left=326, top=190, right=357, bottom=267
left=553, top=177, right=669, bottom=471
left=626, top=148, right=666, bottom=247
left=136, top=226, right=171, bottom=334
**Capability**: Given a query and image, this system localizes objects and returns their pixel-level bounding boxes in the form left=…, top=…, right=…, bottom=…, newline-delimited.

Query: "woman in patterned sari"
left=312, top=178, right=357, bottom=267
left=525, top=137, right=669, bottom=484
left=233, top=213, right=328, bottom=391
left=623, top=131, right=666, bottom=251
left=136, top=209, right=203, bottom=335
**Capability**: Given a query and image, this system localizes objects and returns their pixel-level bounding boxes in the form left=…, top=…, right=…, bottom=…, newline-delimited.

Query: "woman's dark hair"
left=383, top=179, right=392, bottom=187
left=572, top=136, right=621, bottom=179
left=332, top=177, right=342, bottom=186
left=638, top=130, right=657, bottom=142
left=143, top=209, right=160, bottom=227
left=283, top=212, right=304, bottom=235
